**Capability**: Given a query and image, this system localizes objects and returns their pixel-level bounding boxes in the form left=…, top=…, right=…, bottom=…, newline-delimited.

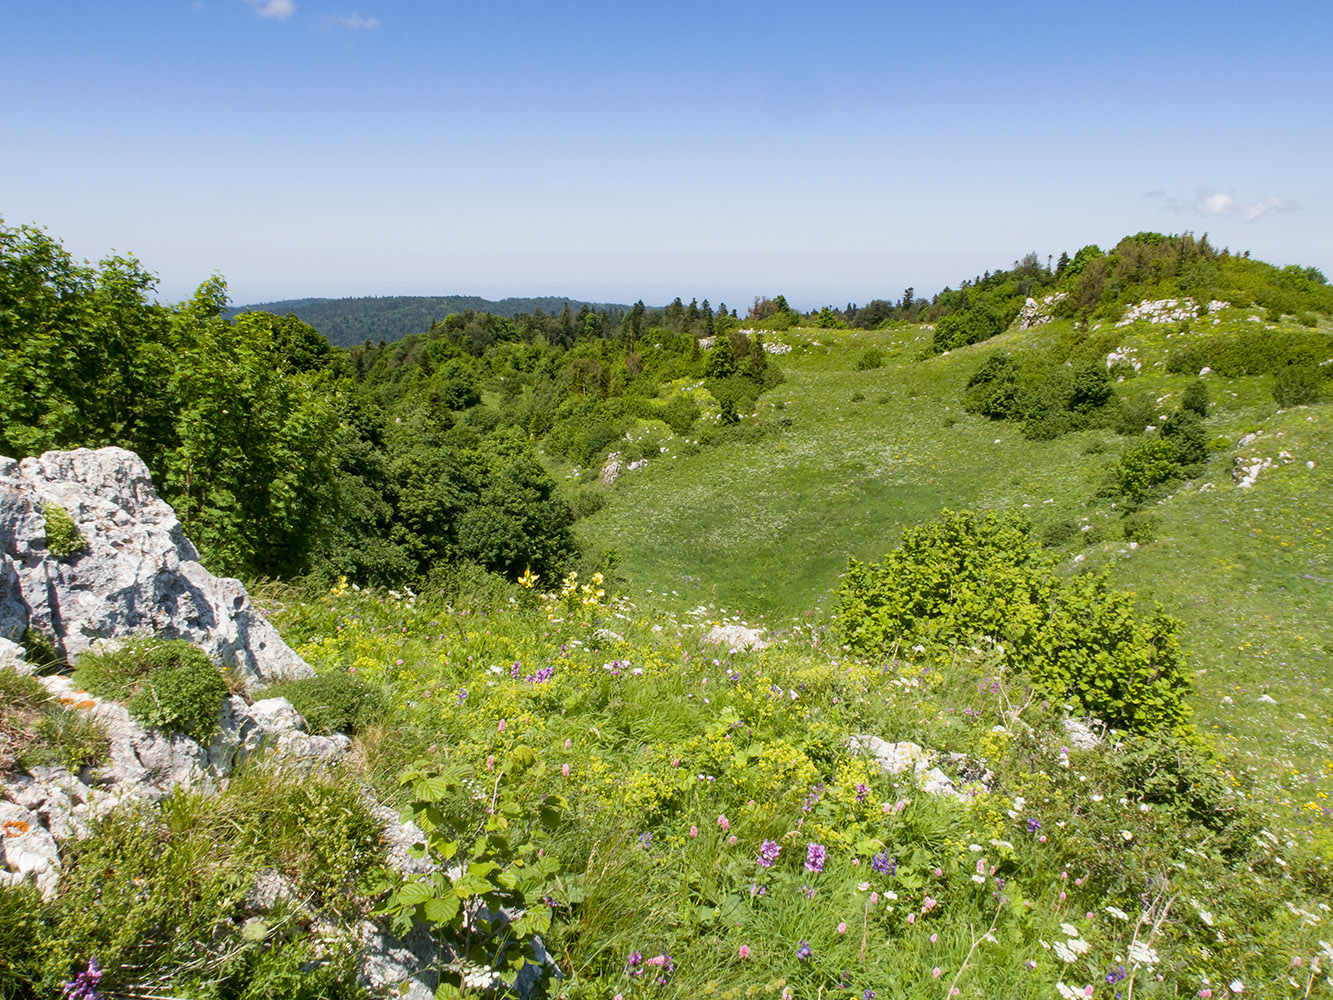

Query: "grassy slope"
left=571, top=310, right=1333, bottom=812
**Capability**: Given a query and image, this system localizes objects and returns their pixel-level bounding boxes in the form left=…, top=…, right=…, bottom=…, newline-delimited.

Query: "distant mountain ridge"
left=227, top=295, right=632, bottom=348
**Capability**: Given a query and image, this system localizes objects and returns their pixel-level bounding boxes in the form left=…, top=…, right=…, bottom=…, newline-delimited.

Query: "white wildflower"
left=1128, top=941, right=1159, bottom=965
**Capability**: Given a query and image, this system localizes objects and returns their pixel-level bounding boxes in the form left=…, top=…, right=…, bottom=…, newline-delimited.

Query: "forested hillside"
left=227, top=295, right=632, bottom=348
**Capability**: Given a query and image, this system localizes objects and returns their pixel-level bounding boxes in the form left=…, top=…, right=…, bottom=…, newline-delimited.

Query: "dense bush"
left=1180, top=378, right=1210, bottom=416
left=833, top=509, right=1191, bottom=733
left=263, top=671, right=387, bottom=736
left=854, top=346, right=885, bottom=370
left=1273, top=363, right=1324, bottom=406
left=1167, top=329, right=1333, bottom=377
left=1113, top=391, right=1156, bottom=435
left=1121, top=510, right=1160, bottom=544
left=1109, top=437, right=1184, bottom=503
left=127, top=659, right=229, bottom=740
left=0, top=883, right=45, bottom=999
left=75, top=638, right=227, bottom=739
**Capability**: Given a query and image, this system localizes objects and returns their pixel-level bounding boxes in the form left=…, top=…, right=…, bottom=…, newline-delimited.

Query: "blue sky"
left=3, top=0, right=1329, bottom=309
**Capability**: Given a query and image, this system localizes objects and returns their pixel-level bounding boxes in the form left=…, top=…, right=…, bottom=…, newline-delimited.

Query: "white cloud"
left=1195, top=191, right=1235, bottom=216
left=1240, top=196, right=1293, bottom=222
left=244, top=0, right=295, bottom=19
left=335, top=12, right=380, bottom=28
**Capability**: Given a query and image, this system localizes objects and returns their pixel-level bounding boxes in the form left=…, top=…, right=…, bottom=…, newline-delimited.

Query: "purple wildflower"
left=796, top=940, right=812, bottom=961
left=638, top=832, right=652, bottom=849
left=871, top=852, right=896, bottom=876
left=758, top=839, right=781, bottom=867
left=805, top=842, right=827, bottom=873
left=62, top=958, right=103, bottom=1000
left=1027, top=817, right=1041, bottom=834
left=855, top=782, right=870, bottom=802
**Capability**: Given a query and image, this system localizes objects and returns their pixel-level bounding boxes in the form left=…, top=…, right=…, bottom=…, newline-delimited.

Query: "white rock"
left=0, top=637, right=29, bottom=674
left=0, top=448, right=312, bottom=690
left=704, top=624, right=769, bottom=650
left=0, top=801, right=61, bottom=899
left=1257, top=694, right=1277, bottom=705
left=849, top=735, right=929, bottom=775
left=1062, top=718, right=1102, bottom=750
left=248, top=697, right=308, bottom=736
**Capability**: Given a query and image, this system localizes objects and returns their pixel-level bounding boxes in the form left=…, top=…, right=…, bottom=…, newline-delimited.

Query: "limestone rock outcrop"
left=0, top=447, right=312, bottom=688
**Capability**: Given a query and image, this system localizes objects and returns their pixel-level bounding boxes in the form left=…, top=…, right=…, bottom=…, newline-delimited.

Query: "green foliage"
left=1120, top=510, right=1160, bottom=544
left=127, top=658, right=229, bottom=740
left=1167, top=328, right=1333, bottom=377
left=34, top=705, right=110, bottom=773
left=378, top=757, right=565, bottom=997
left=931, top=299, right=1009, bottom=352
left=456, top=457, right=576, bottom=580
left=74, top=637, right=205, bottom=702
left=41, top=502, right=87, bottom=558
left=833, top=509, right=1191, bottom=733
left=0, top=884, right=45, bottom=999
left=1113, top=391, right=1155, bottom=436
left=1180, top=378, right=1210, bottom=417
left=21, top=767, right=381, bottom=998
left=854, top=346, right=884, bottom=370
left=1272, top=363, right=1324, bottom=406
left=1161, top=408, right=1208, bottom=465
left=1109, top=437, right=1183, bottom=503
left=0, top=668, right=50, bottom=773
left=659, top=392, right=701, bottom=435
left=75, top=638, right=226, bottom=739
left=1067, top=361, right=1113, bottom=413
left=263, top=671, right=387, bottom=736
left=1040, top=519, right=1078, bottom=547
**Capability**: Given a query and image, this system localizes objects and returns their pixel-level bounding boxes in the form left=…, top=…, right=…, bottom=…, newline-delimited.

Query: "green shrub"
left=659, top=393, right=700, bottom=435
left=1082, top=522, right=1108, bottom=546
left=263, top=671, right=387, bottom=736
left=1114, top=392, right=1157, bottom=434
left=566, top=486, right=606, bottom=521
left=1111, top=437, right=1183, bottom=503
left=74, top=637, right=212, bottom=704
left=0, top=668, right=50, bottom=773
left=1040, top=519, right=1078, bottom=547
left=18, top=629, right=63, bottom=672
left=1161, top=408, right=1208, bottom=464
left=1272, top=363, right=1323, bottom=406
left=1180, top=378, right=1210, bottom=416
left=854, top=347, right=884, bottom=370
left=1121, top=511, right=1160, bottom=544
left=127, top=660, right=228, bottom=739
left=41, top=503, right=87, bottom=558
left=833, top=510, right=1191, bottom=733
left=1068, top=361, right=1113, bottom=413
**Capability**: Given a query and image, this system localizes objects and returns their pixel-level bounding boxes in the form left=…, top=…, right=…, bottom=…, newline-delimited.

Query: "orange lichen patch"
left=2, top=819, right=31, bottom=837
left=75, top=700, right=96, bottom=710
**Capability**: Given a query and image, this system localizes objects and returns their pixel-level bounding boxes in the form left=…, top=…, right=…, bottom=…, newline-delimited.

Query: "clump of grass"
left=41, top=502, right=87, bottom=558
left=34, top=706, right=109, bottom=773
left=0, top=667, right=50, bottom=772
